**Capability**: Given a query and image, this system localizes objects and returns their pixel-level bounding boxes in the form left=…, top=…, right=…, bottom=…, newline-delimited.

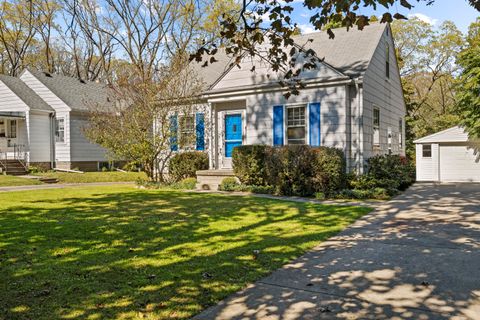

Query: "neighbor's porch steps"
left=196, top=169, right=235, bottom=190
left=1, top=160, right=28, bottom=176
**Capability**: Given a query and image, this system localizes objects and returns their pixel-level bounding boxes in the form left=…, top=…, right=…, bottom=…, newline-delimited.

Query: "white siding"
left=362, top=25, right=406, bottom=162
left=0, top=80, right=28, bottom=112
left=439, top=144, right=480, bottom=182
left=243, top=86, right=348, bottom=149
left=54, top=111, right=71, bottom=162
left=20, top=70, right=71, bottom=112
left=70, top=114, right=107, bottom=161
left=28, top=111, right=52, bottom=162
left=213, top=56, right=343, bottom=90
left=20, top=70, right=72, bottom=162
left=210, top=85, right=351, bottom=169
left=416, top=143, right=439, bottom=181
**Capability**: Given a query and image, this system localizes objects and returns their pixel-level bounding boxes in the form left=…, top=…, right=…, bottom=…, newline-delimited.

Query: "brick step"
left=39, top=178, right=58, bottom=184
left=7, top=171, right=28, bottom=176
left=4, top=164, right=26, bottom=169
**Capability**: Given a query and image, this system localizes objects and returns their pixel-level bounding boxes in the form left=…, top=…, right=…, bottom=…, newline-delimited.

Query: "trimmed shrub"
left=232, top=145, right=347, bottom=197
left=315, top=192, right=326, bottom=200
left=367, top=154, right=416, bottom=190
left=173, top=177, right=197, bottom=190
left=312, top=147, right=346, bottom=196
left=249, top=185, right=275, bottom=194
left=274, top=145, right=317, bottom=196
left=372, top=187, right=392, bottom=200
left=218, top=177, right=240, bottom=191
left=169, top=151, right=208, bottom=182
left=232, top=145, right=273, bottom=186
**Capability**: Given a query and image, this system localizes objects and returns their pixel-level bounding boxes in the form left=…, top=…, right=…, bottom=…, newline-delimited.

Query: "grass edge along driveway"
left=0, top=185, right=371, bottom=320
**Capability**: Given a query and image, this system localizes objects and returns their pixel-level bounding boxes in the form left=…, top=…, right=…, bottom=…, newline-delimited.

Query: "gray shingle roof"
left=0, top=74, right=53, bottom=112
left=190, top=48, right=235, bottom=90
left=27, top=70, right=114, bottom=111
left=296, top=23, right=387, bottom=77
left=193, top=23, right=387, bottom=89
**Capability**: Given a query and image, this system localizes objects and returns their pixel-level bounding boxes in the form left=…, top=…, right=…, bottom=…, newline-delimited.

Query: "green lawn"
left=0, top=186, right=371, bottom=320
left=33, top=171, right=146, bottom=183
left=0, top=175, right=42, bottom=187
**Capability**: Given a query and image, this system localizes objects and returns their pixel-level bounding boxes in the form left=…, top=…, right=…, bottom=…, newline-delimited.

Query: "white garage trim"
left=415, top=126, right=480, bottom=182
left=439, top=144, right=480, bottom=182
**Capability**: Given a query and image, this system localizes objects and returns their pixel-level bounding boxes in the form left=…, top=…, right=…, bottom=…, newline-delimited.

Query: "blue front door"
left=225, top=114, right=242, bottom=157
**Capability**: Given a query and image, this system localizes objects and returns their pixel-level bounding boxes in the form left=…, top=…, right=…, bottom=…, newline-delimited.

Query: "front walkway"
left=194, top=183, right=480, bottom=319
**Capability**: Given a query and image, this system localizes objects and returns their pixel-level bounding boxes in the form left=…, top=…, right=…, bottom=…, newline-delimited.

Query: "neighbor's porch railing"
left=14, top=144, right=28, bottom=171
left=0, top=144, right=28, bottom=173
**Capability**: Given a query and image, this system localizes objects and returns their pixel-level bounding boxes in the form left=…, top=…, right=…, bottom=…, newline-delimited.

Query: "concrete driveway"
left=194, top=183, right=480, bottom=320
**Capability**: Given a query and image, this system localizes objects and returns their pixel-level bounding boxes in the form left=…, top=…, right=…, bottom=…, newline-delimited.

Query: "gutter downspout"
left=49, top=112, right=56, bottom=169
left=356, top=81, right=364, bottom=174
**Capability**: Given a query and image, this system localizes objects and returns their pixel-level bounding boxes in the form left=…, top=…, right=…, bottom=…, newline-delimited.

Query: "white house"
left=414, top=126, right=480, bottom=182
left=172, top=23, right=405, bottom=185
left=0, top=70, right=113, bottom=174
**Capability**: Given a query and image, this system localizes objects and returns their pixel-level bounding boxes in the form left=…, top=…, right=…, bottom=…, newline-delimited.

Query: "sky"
left=289, top=0, right=479, bottom=34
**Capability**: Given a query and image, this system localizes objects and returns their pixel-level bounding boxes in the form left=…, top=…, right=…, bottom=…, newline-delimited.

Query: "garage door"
left=440, top=145, right=480, bottom=182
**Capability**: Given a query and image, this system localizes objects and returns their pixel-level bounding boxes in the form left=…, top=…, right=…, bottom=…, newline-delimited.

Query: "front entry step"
left=196, top=169, right=235, bottom=191
left=1, top=160, right=28, bottom=175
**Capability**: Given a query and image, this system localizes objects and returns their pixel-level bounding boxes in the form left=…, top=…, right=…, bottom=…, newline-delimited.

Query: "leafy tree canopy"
left=455, top=18, right=480, bottom=139
left=193, top=0, right=480, bottom=97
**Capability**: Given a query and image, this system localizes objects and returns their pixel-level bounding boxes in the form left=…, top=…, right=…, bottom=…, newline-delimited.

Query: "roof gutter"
left=203, top=77, right=354, bottom=99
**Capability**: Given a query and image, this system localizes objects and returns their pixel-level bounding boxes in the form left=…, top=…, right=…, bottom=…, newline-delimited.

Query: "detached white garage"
left=415, top=126, right=480, bottom=182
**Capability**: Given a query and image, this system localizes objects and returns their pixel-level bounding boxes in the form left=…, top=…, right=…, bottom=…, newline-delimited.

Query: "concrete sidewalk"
left=0, top=181, right=133, bottom=192
left=194, top=183, right=480, bottom=320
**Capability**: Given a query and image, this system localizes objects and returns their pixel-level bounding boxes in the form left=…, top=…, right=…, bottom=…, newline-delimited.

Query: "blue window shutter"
left=196, top=112, right=205, bottom=151
left=309, top=102, right=321, bottom=146
left=170, top=115, right=178, bottom=151
left=273, top=105, right=284, bottom=146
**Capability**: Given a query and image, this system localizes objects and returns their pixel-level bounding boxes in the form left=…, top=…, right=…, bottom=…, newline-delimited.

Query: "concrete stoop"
left=196, top=169, right=236, bottom=191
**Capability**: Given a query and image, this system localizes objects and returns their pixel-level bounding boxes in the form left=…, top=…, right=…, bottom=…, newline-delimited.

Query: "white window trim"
left=55, top=118, right=66, bottom=143
left=178, top=114, right=196, bottom=151
left=399, top=118, right=403, bottom=150
left=385, top=41, right=390, bottom=79
left=422, top=144, right=432, bottom=158
left=373, top=106, right=380, bottom=150
left=283, top=103, right=310, bottom=145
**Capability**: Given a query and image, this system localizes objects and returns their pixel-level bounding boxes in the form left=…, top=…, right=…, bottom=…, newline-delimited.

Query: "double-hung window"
left=286, top=105, right=306, bottom=144
left=179, top=115, right=195, bottom=150
left=386, top=42, right=390, bottom=79
left=399, top=118, right=403, bottom=150
left=422, top=144, right=432, bottom=158
left=373, top=107, right=380, bottom=150
left=55, top=118, right=65, bottom=143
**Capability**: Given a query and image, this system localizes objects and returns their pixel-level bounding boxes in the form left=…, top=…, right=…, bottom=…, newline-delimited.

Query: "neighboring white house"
left=414, top=126, right=480, bottom=182
left=174, top=23, right=406, bottom=174
left=0, top=70, right=113, bottom=173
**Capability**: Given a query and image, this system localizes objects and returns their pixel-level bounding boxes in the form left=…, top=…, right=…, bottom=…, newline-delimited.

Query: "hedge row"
left=232, top=145, right=346, bottom=197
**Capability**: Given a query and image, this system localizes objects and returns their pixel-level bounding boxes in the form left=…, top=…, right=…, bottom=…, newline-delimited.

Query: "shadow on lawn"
left=194, top=183, right=480, bottom=320
left=0, top=189, right=367, bottom=320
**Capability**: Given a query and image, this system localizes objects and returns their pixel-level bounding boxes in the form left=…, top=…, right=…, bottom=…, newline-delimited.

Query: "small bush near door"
left=169, top=152, right=208, bottom=182
left=232, top=145, right=273, bottom=186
